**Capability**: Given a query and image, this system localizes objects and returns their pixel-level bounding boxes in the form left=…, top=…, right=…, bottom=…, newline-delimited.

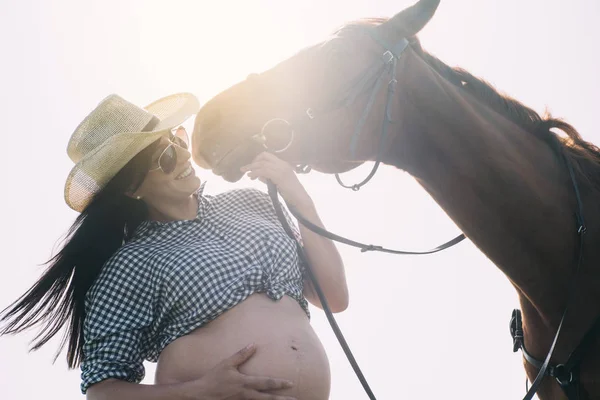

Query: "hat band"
left=142, top=115, right=161, bottom=132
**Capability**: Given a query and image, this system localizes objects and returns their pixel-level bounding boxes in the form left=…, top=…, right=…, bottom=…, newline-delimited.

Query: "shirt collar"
left=132, top=181, right=209, bottom=239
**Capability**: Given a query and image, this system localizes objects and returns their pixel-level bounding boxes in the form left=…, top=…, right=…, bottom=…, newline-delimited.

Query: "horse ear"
left=380, top=0, right=440, bottom=37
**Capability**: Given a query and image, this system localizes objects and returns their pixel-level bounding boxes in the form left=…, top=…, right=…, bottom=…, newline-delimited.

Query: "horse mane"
left=333, top=18, right=600, bottom=189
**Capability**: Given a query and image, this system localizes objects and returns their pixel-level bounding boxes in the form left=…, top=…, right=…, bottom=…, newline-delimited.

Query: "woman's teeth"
left=175, top=166, right=194, bottom=180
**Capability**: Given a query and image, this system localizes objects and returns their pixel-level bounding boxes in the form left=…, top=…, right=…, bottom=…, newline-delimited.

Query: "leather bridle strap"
left=334, top=62, right=389, bottom=191
left=519, top=137, right=587, bottom=400
left=267, top=181, right=378, bottom=400
left=288, top=203, right=466, bottom=255
left=335, top=36, right=409, bottom=191
left=511, top=295, right=600, bottom=400
left=268, top=182, right=464, bottom=400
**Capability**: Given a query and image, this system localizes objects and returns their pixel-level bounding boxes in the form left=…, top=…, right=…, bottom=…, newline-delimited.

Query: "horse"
left=190, top=0, right=600, bottom=398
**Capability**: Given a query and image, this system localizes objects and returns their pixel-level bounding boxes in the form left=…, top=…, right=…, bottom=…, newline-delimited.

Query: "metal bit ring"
left=253, top=118, right=295, bottom=154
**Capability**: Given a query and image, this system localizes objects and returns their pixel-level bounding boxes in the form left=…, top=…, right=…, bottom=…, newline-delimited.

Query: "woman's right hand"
left=180, top=344, right=297, bottom=400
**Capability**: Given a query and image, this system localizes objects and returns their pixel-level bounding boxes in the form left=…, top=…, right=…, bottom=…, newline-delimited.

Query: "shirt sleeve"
left=80, top=249, right=155, bottom=394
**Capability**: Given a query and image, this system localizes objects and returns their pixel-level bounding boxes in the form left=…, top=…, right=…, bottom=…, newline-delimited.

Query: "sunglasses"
left=149, top=128, right=190, bottom=174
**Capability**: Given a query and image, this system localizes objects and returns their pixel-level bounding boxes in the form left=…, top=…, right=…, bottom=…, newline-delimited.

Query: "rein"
left=255, top=30, right=467, bottom=256
left=259, top=27, right=595, bottom=400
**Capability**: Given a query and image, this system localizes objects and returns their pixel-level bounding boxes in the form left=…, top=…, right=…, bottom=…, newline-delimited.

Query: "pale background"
left=1, top=0, right=599, bottom=399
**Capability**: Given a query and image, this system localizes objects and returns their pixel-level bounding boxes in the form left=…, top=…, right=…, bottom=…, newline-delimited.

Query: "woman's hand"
left=240, top=152, right=313, bottom=212
left=180, top=344, right=296, bottom=400
left=240, top=152, right=348, bottom=313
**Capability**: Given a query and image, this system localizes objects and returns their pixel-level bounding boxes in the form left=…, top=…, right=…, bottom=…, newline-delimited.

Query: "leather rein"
left=258, top=28, right=592, bottom=400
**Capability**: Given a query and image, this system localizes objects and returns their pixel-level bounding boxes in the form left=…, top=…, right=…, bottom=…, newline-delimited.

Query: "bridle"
left=255, top=27, right=593, bottom=400
left=254, top=31, right=466, bottom=252
left=254, top=30, right=411, bottom=192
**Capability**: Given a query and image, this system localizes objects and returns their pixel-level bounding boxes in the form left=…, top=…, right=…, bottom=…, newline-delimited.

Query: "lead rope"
left=267, top=181, right=378, bottom=400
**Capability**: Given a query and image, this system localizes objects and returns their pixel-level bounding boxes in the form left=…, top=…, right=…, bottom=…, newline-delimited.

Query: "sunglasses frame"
left=149, top=128, right=189, bottom=174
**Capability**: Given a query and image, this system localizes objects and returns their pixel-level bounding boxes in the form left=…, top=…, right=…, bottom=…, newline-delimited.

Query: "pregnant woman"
left=0, top=93, right=348, bottom=400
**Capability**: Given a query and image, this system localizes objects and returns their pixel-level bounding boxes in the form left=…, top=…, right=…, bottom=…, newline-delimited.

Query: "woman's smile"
left=175, top=165, right=195, bottom=180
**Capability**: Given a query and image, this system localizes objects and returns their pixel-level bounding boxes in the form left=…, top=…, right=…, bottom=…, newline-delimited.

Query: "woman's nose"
left=175, top=142, right=192, bottom=163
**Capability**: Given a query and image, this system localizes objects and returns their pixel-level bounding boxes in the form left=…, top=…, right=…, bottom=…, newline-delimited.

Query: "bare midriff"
left=155, top=293, right=331, bottom=400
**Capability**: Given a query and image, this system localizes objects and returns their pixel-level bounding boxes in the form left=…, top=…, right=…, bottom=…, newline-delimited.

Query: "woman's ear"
left=124, top=191, right=143, bottom=200
left=124, top=183, right=145, bottom=200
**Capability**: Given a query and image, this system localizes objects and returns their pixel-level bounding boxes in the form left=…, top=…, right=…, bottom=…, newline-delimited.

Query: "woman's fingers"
left=241, top=165, right=279, bottom=182
left=241, top=152, right=290, bottom=183
left=221, top=344, right=257, bottom=368
left=241, top=152, right=289, bottom=172
left=246, top=166, right=279, bottom=181
left=240, top=152, right=312, bottom=210
left=243, top=375, right=294, bottom=391
left=249, top=394, right=297, bottom=400
left=255, top=151, right=288, bottom=165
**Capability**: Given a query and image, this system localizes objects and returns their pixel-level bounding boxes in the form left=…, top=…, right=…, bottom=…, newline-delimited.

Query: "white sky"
left=1, top=0, right=599, bottom=399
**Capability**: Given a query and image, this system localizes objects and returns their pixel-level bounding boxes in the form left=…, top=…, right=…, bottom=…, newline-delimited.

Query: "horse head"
left=192, top=0, right=441, bottom=181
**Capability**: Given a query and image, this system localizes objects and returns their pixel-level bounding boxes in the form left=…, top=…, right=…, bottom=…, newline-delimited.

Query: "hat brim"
left=65, top=93, right=200, bottom=212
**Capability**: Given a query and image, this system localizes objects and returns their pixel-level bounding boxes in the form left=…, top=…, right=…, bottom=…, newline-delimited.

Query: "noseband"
left=260, top=28, right=592, bottom=400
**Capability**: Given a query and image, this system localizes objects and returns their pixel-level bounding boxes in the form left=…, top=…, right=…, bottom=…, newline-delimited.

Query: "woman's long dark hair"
left=0, top=141, right=159, bottom=368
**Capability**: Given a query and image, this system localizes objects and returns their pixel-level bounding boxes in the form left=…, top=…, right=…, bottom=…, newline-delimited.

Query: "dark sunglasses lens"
left=159, top=145, right=177, bottom=173
left=174, top=129, right=189, bottom=149
left=173, top=135, right=188, bottom=149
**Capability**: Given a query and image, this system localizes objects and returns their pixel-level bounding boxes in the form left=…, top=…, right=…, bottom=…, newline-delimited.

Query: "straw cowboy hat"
left=64, top=93, right=200, bottom=212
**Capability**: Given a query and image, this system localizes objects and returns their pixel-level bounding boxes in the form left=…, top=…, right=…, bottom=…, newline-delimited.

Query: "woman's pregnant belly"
left=155, top=293, right=331, bottom=400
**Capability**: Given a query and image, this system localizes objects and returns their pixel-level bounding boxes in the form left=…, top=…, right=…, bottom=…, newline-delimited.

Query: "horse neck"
left=384, top=50, right=594, bottom=336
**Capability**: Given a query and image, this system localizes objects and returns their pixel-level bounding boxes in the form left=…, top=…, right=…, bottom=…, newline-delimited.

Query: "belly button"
left=291, top=346, right=298, bottom=351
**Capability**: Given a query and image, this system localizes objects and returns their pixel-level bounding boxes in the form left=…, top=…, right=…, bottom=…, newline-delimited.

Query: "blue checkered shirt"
left=80, top=184, right=309, bottom=393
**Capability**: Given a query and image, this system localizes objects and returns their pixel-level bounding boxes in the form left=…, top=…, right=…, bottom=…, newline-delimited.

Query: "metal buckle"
left=382, top=50, right=394, bottom=64
left=253, top=118, right=295, bottom=154
left=552, top=364, right=574, bottom=386
left=510, top=309, right=524, bottom=353
left=361, top=244, right=383, bottom=253
left=295, top=164, right=312, bottom=174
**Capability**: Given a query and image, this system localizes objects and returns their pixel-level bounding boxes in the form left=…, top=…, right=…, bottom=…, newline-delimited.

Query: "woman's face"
left=133, top=127, right=201, bottom=207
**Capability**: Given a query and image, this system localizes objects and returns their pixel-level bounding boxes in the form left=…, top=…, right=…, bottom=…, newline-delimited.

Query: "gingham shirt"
left=80, top=184, right=309, bottom=393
